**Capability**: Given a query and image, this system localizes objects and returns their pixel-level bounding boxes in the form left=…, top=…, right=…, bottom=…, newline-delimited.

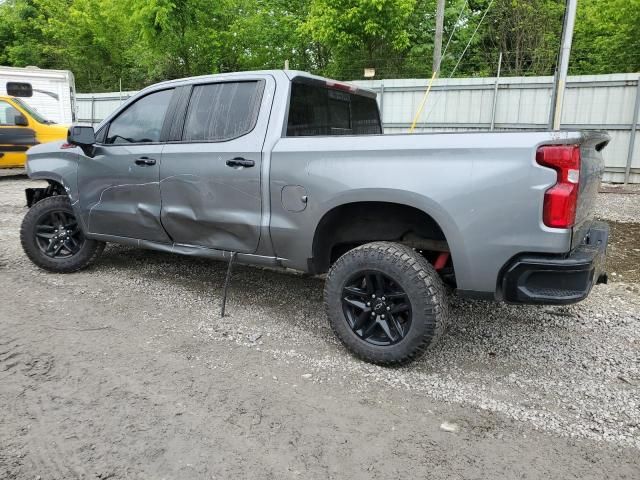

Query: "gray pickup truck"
left=20, top=70, right=610, bottom=365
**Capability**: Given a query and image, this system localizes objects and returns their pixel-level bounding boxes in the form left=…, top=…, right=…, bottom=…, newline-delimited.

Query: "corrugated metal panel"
left=77, top=73, right=640, bottom=183
left=354, top=73, right=640, bottom=183
left=76, top=91, right=136, bottom=126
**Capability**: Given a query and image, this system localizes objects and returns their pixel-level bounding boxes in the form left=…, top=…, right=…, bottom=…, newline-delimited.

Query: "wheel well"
left=26, top=180, right=66, bottom=207
left=311, top=202, right=454, bottom=281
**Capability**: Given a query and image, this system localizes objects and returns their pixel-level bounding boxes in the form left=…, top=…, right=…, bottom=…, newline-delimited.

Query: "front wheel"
left=324, top=242, right=449, bottom=365
left=20, top=196, right=105, bottom=273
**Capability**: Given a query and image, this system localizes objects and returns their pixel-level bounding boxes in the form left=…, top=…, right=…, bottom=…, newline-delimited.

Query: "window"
left=6, top=82, right=33, bottom=97
left=182, top=81, right=264, bottom=142
left=286, top=81, right=382, bottom=136
left=0, top=101, right=22, bottom=126
left=106, top=89, right=173, bottom=144
left=12, top=98, right=50, bottom=124
left=95, top=125, right=107, bottom=144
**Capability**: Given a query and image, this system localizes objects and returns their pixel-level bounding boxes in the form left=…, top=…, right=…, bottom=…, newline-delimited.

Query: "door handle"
left=135, top=156, right=156, bottom=166
left=226, top=157, right=255, bottom=168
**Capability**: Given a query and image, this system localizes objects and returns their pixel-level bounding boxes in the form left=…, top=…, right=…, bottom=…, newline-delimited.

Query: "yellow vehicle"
left=0, top=96, right=68, bottom=168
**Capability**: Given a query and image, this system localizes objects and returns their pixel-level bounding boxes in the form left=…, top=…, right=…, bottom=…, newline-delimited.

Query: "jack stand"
left=220, top=252, right=237, bottom=317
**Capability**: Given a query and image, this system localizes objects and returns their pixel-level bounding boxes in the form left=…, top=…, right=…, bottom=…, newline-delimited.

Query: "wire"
left=439, top=0, right=468, bottom=71
left=408, top=70, right=438, bottom=132
left=421, top=0, right=496, bottom=125
left=448, top=0, right=495, bottom=78
left=409, top=0, right=469, bottom=133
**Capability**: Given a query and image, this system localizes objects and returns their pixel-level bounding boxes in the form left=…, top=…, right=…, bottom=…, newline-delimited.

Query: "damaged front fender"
left=24, top=141, right=85, bottom=227
left=25, top=182, right=66, bottom=207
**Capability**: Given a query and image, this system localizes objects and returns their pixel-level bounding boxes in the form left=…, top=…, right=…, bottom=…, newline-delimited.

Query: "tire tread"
left=324, top=241, right=449, bottom=366
left=20, top=196, right=105, bottom=273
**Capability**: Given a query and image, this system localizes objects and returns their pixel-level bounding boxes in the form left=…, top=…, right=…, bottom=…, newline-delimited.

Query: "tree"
left=1, top=0, right=639, bottom=90
left=0, top=0, right=62, bottom=68
left=43, top=0, right=147, bottom=91
left=132, top=0, right=230, bottom=80
left=302, top=0, right=417, bottom=78
left=218, top=0, right=316, bottom=72
left=572, top=0, right=640, bottom=75
left=460, top=0, right=564, bottom=77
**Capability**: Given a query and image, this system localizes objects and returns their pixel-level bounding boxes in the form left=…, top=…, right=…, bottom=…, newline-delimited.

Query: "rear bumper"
left=500, top=221, right=609, bottom=305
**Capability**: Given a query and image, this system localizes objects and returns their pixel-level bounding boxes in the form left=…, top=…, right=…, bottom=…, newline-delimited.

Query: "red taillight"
left=536, top=145, right=580, bottom=228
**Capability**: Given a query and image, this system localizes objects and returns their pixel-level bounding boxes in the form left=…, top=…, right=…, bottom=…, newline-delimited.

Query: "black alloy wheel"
left=324, top=242, right=449, bottom=365
left=34, top=209, right=85, bottom=259
left=341, top=271, right=412, bottom=346
left=20, top=195, right=105, bottom=273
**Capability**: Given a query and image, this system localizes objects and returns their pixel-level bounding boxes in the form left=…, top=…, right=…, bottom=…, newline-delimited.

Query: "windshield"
left=12, top=98, right=54, bottom=124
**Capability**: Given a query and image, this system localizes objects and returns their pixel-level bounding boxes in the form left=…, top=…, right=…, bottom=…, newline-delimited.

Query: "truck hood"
left=37, top=124, right=69, bottom=143
left=27, top=139, right=68, bottom=156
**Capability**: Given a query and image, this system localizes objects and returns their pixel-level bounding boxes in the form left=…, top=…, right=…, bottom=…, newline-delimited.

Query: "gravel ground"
left=594, top=185, right=640, bottom=223
left=1, top=177, right=639, bottom=479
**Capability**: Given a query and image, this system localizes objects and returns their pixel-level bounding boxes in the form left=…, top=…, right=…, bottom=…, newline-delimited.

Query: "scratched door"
left=77, top=88, right=174, bottom=243
left=159, top=76, right=273, bottom=253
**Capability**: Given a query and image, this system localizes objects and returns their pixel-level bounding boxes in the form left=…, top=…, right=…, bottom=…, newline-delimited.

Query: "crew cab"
left=20, top=70, right=610, bottom=365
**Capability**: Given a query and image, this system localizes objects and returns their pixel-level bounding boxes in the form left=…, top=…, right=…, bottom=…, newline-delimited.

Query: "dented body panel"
left=158, top=75, right=276, bottom=254
left=77, top=143, right=170, bottom=243
left=24, top=70, right=609, bottom=298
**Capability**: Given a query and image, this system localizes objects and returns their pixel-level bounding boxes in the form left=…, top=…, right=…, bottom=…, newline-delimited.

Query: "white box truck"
left=0, top=66, right=77, bottom=124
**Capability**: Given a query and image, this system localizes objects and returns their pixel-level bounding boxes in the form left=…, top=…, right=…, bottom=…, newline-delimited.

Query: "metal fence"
left=77, top=72, right=640, bottom=184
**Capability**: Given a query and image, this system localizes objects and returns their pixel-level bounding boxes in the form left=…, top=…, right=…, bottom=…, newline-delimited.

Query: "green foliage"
left=302, top=0, right=417, bottom=77
left=132, top=0, right=229, bottom=79
left=0, top=0, right=637, bottom=92
left=572, top=0, right=640, bottom=74
left=0, top=0, right=58, bottom=68
left=455, top=0, right=565, bottom=77
left=219, top=0, right=315, bottom=72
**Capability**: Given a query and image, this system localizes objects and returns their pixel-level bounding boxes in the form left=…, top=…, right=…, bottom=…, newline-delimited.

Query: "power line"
left=408, top=0, right=469, bottom=132
left=415, top=0, right=495, bottom=127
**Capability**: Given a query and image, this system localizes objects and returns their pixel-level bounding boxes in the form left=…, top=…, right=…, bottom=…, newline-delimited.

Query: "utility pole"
left=433, top=0, right=446, bottom=73
left=490, top=52, right=503, bottom=131
left=549, top=0, right=578, bottom=130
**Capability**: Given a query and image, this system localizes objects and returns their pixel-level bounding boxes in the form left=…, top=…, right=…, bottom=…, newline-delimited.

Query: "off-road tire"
left=20, top=196, right=105, bottom=273
left=324, top=241, right=449, bottom=365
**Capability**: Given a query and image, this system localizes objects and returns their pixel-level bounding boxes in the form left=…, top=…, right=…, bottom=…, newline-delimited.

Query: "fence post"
left=624, top=76, right=640, bottom=185
left=90, top=96, right=95, bottom=127
left=379, top=81, right=385, bottom=128
left=490, top=52, right=502, bottom=131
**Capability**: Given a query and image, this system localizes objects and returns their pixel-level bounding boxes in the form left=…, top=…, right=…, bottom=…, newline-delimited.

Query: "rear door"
left=159, top=76, right=273, bottom=253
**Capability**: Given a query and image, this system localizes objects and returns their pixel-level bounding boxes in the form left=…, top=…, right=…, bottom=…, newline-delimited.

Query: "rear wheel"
left=20, top=196, right=105, bottom=273
left=324, top=242, right=448, bottom=365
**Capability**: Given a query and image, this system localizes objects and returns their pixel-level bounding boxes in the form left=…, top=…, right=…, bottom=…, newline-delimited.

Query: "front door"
left=159, top=77, right=273, bottom=253
left=0, top=99, right=35, bottom=168
left=77, top=88, right=175, bottom=243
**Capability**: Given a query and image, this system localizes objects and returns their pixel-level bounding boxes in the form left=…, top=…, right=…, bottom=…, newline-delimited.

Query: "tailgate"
left=572, top=131, right=610, bottom=249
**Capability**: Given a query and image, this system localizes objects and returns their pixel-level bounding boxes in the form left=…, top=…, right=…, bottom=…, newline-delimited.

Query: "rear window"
left=182, top=81, right=264, bottom=142
left=286, top=81, right=381, bottom=136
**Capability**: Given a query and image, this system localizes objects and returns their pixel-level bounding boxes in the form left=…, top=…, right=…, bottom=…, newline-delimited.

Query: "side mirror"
left=14, top=114, right=28, bottom=127
left=68, top=125, right=96, bottom=147
left=68, top=125, right=96, bottom=157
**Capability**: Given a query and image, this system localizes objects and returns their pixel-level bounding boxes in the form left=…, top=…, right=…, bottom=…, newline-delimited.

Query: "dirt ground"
left=1, top=177, right=639, bottom=480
